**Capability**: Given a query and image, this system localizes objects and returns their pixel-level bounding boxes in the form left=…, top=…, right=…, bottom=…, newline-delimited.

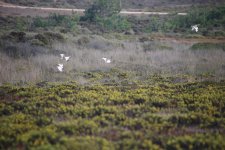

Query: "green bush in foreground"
left=0, top=75, right=225, bottom=149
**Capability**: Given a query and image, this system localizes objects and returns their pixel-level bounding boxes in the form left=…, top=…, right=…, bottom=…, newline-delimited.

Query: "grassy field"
left=1, top=29, right=224, bottom=84
left=0, top=2, right=225, bottom=149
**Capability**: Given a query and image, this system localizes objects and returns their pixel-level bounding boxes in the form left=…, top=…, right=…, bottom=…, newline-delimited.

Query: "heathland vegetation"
left=3, top=0, right=225, bottom=9
left=0, top=0, right=225, bottom=149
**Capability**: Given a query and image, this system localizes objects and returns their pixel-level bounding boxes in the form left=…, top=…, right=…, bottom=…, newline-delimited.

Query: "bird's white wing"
left=65, top=56, right=70, bottom=61
left=106, top=59, right=111, bottom=63
left=58, top=64, right=63, bottom=67
left=60, top=54, right=65, bottom=59
left=57, top=66, right=63, bottom=72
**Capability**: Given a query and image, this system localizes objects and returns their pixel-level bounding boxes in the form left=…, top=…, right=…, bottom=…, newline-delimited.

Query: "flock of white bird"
left=102, top=57, right=112, bottom=64
left=57, top=54, right=112, bottom=72
left=57, top=25, right=198, bottom=72
left=57, top=54, right=71, bottom=72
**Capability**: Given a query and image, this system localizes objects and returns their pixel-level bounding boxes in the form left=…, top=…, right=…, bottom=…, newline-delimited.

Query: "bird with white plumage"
left=65, top=56, right=71, bottom=62
left=57, top=63, right=63, bottom=72
left=191, top=25, right=199, bottom=32
left=102, top=57, right=111, bottom=64
left=60, top=54, right=65, bottom=59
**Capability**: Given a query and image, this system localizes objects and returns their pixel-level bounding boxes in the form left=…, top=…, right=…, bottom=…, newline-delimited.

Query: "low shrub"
left=166, top=134, right=225, bottom=150
left=77, top=36, right=90, bottom=46
left=190, top=43, right=225, bottom=50
left=61, top=136, right=114, bottom=150
left=30, top=39, right=46, bottom=46
left=96, top=15, right=131, bottom=32
left=34, top=34, right=49, bottom=45
left=0, top=78, right=224, bottom=149
left=34, top=32, right=64, bottom=46
left=31, top=14, right=79, bottom=31
left=0, top=41, right=49, bottom=58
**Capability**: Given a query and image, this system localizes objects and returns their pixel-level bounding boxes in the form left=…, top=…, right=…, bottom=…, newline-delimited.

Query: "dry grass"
left=0, top=34, right=225, bottom=84
left=0, top=53, right=42, bottom=84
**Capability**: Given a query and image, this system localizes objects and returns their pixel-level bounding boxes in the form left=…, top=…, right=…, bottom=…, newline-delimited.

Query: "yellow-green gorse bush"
left=0, top=75, right=225, bottom=149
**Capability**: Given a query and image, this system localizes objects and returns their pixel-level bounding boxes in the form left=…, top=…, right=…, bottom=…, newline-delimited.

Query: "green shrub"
left=34, top=34, right=49, bottom=45
left=61, top=136, right=114, bottom=150
left=80, top=0, right=130, bottom=32
left=0, top=79, right=225, bottom=149
left=15, top=17, right=28, bottom=31
left=43, top=32, right=64, bottom=41
left=96, top=15, right=131, bottom=32
left=77, top=36, right=90, bottom=46
left=19, top=127, right=61, bottom=149
left=32, top=14, right=79, bottom=30
left=30, top=39, right=46, bottom=46
left=81, top=0, right=121, bottom=22
left=190, top=43, right=225, bottom=50
left=35, top=117, right=52, bottom=127
left=144, top=5, right=225, bottom=34
left=34, top=32, right=64, bottom=46
left=8, top=31, right=26, bottom=42
left=166, top=134, right=225, bottom=150
left=145, top=16, right=163, bottom=33
left=32, top=17, right=48, bottom=28
left=117, top=138, right=161, bottom=150
left=214, top=30, right=225, bottom=36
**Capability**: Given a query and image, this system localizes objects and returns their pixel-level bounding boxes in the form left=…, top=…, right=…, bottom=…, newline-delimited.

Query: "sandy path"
left=0, top=2, right=187, bottom=17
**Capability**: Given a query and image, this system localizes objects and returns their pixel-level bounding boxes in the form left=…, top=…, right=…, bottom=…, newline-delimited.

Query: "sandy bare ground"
left=0, top=2, right=187, bottom=17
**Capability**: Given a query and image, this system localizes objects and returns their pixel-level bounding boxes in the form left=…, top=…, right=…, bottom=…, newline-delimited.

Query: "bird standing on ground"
left=191, top=25, right=198, bottom=32
left=102, top=57, right=111, bottom=64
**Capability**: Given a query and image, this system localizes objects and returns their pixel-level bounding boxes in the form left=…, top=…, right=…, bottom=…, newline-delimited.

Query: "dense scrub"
left=0, top=74, right=225, bottom=149
left=1, top=4, right=225, bottom=35
left=129, top=5, right=225, bottom=36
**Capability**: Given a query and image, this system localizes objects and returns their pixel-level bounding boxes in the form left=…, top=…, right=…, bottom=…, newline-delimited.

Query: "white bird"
left=65, top=56, right=71, bottom=62
left=57, top=66, right=63, bottom=72
left=102, top=57, right=111, bottom=64
left=191, top=25, right=198, bottom=32
left=57, top=64, right=63, bottom=72
left=58, top=64, right=63, bottom=67
left=60, top=54, right=65, bottom=59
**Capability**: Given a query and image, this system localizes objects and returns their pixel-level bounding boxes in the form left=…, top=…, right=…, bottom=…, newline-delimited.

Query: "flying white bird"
left=65, top=56, right=71, bottom=62
left=60, top=54, right=65, bottom=59
left=102, top=57, right=111, bottom=64
left=58, top=64, right=63, bottom=68
left=191, top=25, right=198, bottom=32
left=57, top=64, right=63, bottom=72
